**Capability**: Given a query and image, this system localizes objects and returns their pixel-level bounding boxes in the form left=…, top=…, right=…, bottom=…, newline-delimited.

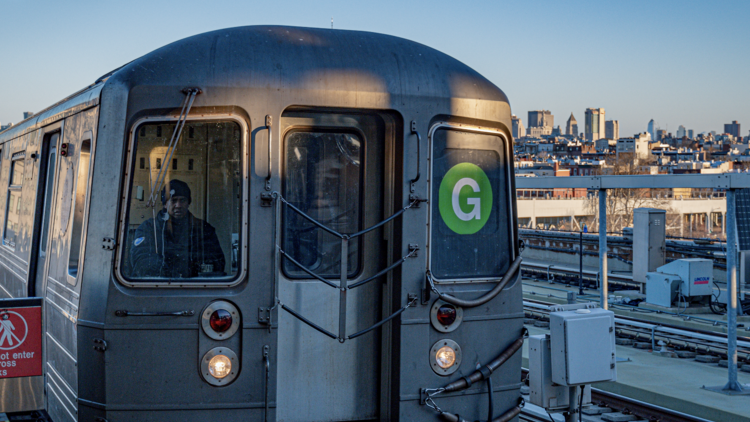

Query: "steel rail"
left=519, top=369, right=713, bottom=422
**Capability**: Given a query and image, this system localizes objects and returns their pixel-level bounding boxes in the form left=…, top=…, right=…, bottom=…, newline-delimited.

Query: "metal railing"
left=270, top=192, right=420, bottom=343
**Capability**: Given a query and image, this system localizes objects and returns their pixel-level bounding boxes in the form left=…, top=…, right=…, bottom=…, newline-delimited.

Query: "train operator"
left=130, top=179, right=225, bottom=278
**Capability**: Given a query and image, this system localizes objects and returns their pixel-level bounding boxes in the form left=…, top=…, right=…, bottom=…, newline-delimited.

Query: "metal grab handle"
left=265, top=115, right=272, bottom=191
left=279, top=249, right=339, bottom=288
left=115, top=310, right=195, bottom=317
left=410, top=120, right=421, bottom=193
left=348, top=248, right=417, bottom=289
left=348, top=296, right=417, bottom=339
left=280, top=303, right=337, bottom=339
left=278, top=194, right=417, bottom=240
left=263, top=345, right=270, bottom=422
left=431, top=257, right=522, bottom=308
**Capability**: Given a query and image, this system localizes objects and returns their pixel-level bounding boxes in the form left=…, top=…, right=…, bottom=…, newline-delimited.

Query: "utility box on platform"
left=528, top=334, right=592, bottom=410
left=633, top=208, right=666, bottom=285
left=550, top=307, right=617, bottom=386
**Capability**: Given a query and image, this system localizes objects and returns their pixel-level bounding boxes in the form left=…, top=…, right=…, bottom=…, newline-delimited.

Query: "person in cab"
left=130, top=179, right=225, bottom=278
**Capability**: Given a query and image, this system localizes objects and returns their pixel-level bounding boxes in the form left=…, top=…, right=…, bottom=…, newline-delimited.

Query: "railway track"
left=519, top=369, right=713, bottom=422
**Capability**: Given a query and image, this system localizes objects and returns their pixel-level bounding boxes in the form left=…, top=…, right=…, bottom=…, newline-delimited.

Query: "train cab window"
left=283, top=131, right=362, bottom=278
left=4, top=154, right=26, bottom=249
left=429, top=127, right=512, bottom=280
left=119, top=120, right=243, bottom=283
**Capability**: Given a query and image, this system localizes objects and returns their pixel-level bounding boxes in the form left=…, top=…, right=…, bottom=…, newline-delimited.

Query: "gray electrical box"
left=550, top=308, right=617, bottom=386
left=645, top=272, right=681, bottom=307
left=529, top=335, right=591, bottom=410
left=633, top=208, right=666, bottom=285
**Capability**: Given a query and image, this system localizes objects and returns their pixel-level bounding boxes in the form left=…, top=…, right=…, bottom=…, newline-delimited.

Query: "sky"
left=1, top=0, right=749, bottom=137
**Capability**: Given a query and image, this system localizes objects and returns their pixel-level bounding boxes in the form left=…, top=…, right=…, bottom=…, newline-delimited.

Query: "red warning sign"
left=0, top=305, right=42, bottom=378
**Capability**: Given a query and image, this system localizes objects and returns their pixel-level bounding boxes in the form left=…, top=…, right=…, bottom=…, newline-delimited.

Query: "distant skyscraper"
left=676, top=125, right=686, bottom=138
left=528, top=110, right=554, bottom=129
left=584, top=108, right=605, bottom=141
left=725, top=121, right=741, bottom=138
left=22, top=112, right=34, bottom=120
left=656, top=129, right=667, bottom=141
left=605, top=120, right=619, bottom=140
left=647, top=119, right=655, bottom=140
left=688, top=129, right=694, bottom=139
left=511, top=115, right=526, bottom=139
left=566, top=113, right=578, bottom=136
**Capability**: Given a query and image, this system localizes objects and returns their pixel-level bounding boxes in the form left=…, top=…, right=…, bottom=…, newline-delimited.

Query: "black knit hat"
left=161, top=179, right=192, bottom=204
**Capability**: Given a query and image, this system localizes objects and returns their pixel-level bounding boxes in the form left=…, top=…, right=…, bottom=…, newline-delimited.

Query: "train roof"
left=109, top=25, right=508, bottom=104
left=2, top=25, right=509, bottom=142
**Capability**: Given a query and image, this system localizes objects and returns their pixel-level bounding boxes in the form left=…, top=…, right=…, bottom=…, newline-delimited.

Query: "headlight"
left=201, top=347, right=239, bottom=386
left=430, top=339, right=462, bottom=376
left=435, top=346, right=456, bottom=369
left=209, top=354, right=232, bottom=378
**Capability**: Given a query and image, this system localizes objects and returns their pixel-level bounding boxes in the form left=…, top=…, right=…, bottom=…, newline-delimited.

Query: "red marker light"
left=209, top=309, right=232, bottom=333
left=60, top=143, right=69, bottom=157
left=436, top=304, right=457, bottom=326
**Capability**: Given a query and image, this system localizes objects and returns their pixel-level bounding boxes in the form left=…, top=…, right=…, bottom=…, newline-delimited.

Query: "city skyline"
left=1, top=0, right=749, bottom=136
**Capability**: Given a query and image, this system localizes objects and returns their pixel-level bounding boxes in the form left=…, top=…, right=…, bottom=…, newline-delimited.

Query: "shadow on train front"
left=0, top=26, right=523, bottom=422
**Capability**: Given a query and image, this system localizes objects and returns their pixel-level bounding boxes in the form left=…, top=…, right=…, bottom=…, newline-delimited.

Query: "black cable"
left=578, top=385, right=584, bottom=422
left=710, top=281, right=727, bottom=315
left=487, top=376, right=493, bottom=422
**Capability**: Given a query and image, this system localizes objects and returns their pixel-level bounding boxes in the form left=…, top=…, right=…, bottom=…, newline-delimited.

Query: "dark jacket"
left=130, top=210, right=225, bottom=278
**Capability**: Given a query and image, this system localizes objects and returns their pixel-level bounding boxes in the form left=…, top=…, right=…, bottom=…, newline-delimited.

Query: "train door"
left=32, top=131, right=60, bottom=298
left=275, top=110, right=394, bottom=422
left=40, top=109, right=97, bottom=422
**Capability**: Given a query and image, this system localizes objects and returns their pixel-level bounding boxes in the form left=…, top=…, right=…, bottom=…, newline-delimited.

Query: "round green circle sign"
left=438, top=163, right=493, bottom=234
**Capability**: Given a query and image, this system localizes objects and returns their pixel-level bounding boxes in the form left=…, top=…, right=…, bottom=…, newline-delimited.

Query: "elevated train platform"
left=521, top=281, right=750, bottom=422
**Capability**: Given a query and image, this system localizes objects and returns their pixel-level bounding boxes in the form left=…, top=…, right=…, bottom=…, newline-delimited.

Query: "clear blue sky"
left=1, top=0, right=748, bottom=137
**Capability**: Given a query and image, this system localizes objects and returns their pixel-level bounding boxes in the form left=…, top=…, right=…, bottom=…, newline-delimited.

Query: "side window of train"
left=429, top=125, right=512, bottom=280
left=282, top=130, right=363, bottom=278
left=67, top=139, right=91, bottom=280
left=3, top=152, right=26, bottom=249
left=119, top=119, right=243, bottom=284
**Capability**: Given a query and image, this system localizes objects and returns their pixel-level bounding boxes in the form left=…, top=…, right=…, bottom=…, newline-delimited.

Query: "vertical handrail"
left=410, top=120, right=421, bottom=193
left=338, top=237, right=349, bottom=342
left=265, top=115, right=272, bottom=191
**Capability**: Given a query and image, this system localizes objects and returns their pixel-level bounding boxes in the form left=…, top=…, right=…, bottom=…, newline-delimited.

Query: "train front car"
left=73, top=26, right=522, bottom=422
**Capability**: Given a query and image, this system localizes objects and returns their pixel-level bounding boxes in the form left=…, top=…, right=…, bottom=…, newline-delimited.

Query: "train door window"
left=67, top=140, right=91, bottom=279
left=429, top=126, right=512, bottom=280
left=282, top=130, right=362, bottom=278
left=34, top=135, right=58, bottom=292
left=119, top=120, right=243, bottom=284
left=3, top=153, right=26, bottom=249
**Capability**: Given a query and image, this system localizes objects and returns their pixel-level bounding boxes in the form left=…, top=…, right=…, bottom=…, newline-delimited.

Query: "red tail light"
left=209, top=309, right=232, bottom=333
left=436, top=304, right=457, bottom=326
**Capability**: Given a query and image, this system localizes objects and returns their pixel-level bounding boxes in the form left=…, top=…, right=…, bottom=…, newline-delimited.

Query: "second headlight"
left=430, top=339, right=462, bottom=376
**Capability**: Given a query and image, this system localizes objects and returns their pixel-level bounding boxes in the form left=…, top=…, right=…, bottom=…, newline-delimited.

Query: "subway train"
left=0, top=26, right=523, bottom=422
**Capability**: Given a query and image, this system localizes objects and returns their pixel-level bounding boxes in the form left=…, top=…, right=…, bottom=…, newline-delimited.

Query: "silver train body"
left=0, top=26, right=521, bottom=422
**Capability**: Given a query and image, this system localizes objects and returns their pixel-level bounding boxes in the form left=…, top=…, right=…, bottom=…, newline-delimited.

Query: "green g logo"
left=438, top=163, right=493, bottom=234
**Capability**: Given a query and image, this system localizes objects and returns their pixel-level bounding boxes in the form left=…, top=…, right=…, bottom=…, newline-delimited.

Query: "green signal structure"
left=438, top=162, right=493, bottom=235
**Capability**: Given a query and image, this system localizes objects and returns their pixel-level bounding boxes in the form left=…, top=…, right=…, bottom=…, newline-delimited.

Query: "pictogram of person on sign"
left=0, top=313, right=18, bottom=348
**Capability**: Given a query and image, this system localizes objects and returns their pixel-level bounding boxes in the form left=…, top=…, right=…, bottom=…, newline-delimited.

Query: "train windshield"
left=282, top=131, right=362, bottom=278
left=430, top=128, right=511, bottom=280
left=120, top=120, right=242, bottom=283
